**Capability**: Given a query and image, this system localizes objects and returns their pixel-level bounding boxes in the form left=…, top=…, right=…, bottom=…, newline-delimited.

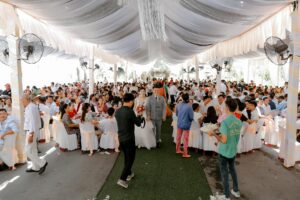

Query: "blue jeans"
left=218, top=154, right=239, bottom=198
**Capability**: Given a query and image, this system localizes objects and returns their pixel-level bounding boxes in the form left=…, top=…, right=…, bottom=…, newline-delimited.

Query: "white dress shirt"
left=169, top=85, right=178, bottom=96
left=24, top=103, right=41, bottom=134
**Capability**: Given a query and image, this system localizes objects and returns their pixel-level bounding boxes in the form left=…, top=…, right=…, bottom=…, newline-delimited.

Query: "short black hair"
left=203, top=95, right=212, bottom=101
left=225, top=99, right=238, bottom=112
left=218, top=94, right=226, bottom=98
left=123, top=93, right=135, bottom=103
left=0, top=108, right=7, bottom=113
left=182, top=93, right=189, bottom=103
left=192, top=103, right=199, bottom=111
left=107, top=107, right=115, bottom=116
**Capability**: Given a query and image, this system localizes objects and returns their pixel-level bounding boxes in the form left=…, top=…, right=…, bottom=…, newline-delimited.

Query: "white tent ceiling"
left=3, top=0, right=293, bottom=64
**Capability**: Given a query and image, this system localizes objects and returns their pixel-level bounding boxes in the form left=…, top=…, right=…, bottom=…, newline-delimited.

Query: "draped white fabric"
left=2, top=0, right=294, bottom=64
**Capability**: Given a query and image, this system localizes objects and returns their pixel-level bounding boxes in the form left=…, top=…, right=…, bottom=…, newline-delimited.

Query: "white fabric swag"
left=1, top=0, right=294, bottom=64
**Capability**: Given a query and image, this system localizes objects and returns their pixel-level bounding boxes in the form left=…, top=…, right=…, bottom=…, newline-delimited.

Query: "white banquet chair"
left=0, top=133, right=18, bottom=168
left=52, top=116, right=77, bottom=151
left=79, top=122, right=98, bottom=152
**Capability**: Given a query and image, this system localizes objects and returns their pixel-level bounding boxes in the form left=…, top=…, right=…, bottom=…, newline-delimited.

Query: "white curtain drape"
left=0, top=0, right=294, bottom=64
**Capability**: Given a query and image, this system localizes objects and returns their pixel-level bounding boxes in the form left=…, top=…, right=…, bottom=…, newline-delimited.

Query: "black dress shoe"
left=38, top=162, right=48, bottom=175
left=26, top=168, right=39, bottom=173
left=156, top=143, right=160, bottom=148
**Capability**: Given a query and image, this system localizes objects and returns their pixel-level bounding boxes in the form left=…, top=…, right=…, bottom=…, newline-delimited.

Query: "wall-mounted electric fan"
left=264, top=36, right=292, bottom=66
left=0, top=33, right=44, bottom=65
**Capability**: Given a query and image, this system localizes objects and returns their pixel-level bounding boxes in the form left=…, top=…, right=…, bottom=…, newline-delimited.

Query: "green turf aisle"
left=97, top=118, right=212, bottom=200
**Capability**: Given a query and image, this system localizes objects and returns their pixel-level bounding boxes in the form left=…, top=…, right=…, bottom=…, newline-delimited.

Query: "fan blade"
left=19, top=33, right=44, bottom=64
left=0, top=39, right=9, bottom=66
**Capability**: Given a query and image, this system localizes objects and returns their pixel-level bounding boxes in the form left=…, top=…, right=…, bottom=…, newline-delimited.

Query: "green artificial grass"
left=97, top=118, right=212, bottom=200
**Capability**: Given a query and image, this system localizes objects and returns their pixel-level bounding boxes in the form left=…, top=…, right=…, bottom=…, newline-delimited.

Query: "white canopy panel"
left=3, top=0, right=293, bottom=64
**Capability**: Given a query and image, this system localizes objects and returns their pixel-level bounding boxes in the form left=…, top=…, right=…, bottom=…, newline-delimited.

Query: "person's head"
left=207, top=106, right=217, bottom=118
left=182, top=93, right=189, bottom=103
left=0, top=108, right=8, bottom=122
left=153, top=87, right=160, bottom=96
left=192, top=103, right=200, bottom=112
left=139, top=88, right=146, bottom=97
left=269, top=93, right=275, bottom=100
left=246, top=100, right=257, bottom=111
left=262, top=96, right=269, bottom=105
left=47, top=95, right=54, bottom=103
left=217, top=94, right=225, bottom=105
left=21, top=94, right=31, bottom=108
left=278, top=95, right=285, bottom=103
left=203, top=95, right=212, bottom=105
left=123, top=93, right=135, bottom=108
left=81, top=103, right=90, bottom=122
left=5, top=83, right=10, bottom=91
left=60, top=103, right=70, bottom=119
left=5, top=98, right=12, bottom=106
left=107, top=107, right=115, bottom=117
left=169, top=104, right=176, bottom=112
left=225, top=98, right=238, bottom=113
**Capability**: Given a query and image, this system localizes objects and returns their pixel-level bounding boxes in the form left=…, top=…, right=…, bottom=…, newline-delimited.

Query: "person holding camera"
left=115, top=93, right=144, bottom=189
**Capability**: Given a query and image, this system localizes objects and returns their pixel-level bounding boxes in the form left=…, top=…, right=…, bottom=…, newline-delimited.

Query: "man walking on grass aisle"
left=146, top=85, right=166, bottom=148
left=209, top=98, right=242, bottom=200
left=115, top=93, right=143, bottom=189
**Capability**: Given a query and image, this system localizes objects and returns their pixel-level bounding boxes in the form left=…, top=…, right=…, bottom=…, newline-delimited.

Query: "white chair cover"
left=242, top=122, right=257, bottom=152
left=79, top=122, right=98, bottom=151
left=40, top=114, right=51, bottom=143
left=52, top=117, right=77, bottom=151
left=260, top=117, right=277, bottom=146
left=0, top=133, right=18, bottom=167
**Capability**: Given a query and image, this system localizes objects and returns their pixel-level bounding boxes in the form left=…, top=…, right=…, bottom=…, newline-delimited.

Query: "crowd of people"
left=0, top=78, right=296, bottom=198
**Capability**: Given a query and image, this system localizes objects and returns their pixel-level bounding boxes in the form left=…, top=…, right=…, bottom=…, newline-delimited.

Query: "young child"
left=190, top=103, right=203, bottom=150
left=170, top=104, right=177, bottom=143
left=99, top=107, right=120, bottom=153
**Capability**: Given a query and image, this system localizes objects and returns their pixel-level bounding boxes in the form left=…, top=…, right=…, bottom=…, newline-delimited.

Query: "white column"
left=113, top=63, right=118, bottom=86
left=7, top=35, right=26, bottom=163
left=216, top=69, right=222, bottom=95
left=88, top=47, right=94, bottom=96
left=277, top=65, right=280, bottom=86
left=195, top=56, right=200, bottom=83
left=284, top=10, right=300, bottom=167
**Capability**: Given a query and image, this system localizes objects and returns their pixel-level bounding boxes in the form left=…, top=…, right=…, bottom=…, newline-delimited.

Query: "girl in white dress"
left=242, top=101, right=259, bottom=153
left=189, top=103, right=203, bottom=149
left=134, top=89, right=156, bottom=150
left=170, top=104, right=177, bottom=143
left=99, top=108, right=119, bottom=152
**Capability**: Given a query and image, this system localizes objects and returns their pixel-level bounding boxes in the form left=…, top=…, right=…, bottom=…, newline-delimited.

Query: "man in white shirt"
left=169, top=82, right=178, bottom=104
left=46, top=96, right=59, bottom=120
left=21, top=94, right=48, bottom=174
left=200, top=96, right=214, bottom=114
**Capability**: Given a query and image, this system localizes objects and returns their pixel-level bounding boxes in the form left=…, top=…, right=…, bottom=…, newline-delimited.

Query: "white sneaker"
left=231, top=189, right=241, bottom=198
left=126, top=173, right=135, bottom=181
left=104, top=151, right=111, bottom=155
left=117, top=179, right=128, bottom=189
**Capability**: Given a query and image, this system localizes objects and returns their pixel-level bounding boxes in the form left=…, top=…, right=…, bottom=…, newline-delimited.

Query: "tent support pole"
left=284, top=9, right=300, bottom=167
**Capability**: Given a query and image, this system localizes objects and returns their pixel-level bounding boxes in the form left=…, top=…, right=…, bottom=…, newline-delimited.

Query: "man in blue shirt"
left=209, top=99, right=242, bottom=200
left=0, top=108, right=19, bottom=170
left=176, top=93, right=193, bottom=158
